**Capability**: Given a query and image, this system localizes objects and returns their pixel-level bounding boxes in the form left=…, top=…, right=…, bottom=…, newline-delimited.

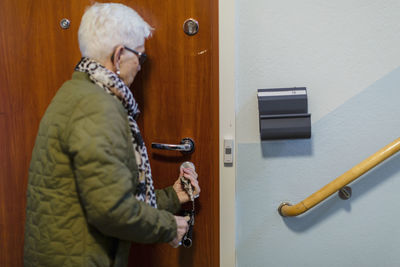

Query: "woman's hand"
left=173, top=168, right=200, bottom=204
left=169, top=216, right=189, bottom=248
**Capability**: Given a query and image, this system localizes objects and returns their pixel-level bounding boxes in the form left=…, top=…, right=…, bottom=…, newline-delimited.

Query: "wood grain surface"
left=0, top=0, right=218, bottom=266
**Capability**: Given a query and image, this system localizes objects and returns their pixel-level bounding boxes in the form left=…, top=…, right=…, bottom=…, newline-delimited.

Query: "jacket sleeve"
left=63, top=92, right=176, bottom=243
left=155, top=187, right=181, bottom=214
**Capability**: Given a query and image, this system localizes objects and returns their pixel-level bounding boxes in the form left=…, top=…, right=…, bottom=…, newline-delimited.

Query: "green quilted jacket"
left=24, top=71, right=181, bottom=267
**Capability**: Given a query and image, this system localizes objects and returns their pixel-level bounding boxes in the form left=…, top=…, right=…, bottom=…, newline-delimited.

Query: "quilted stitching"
left=24, top=72, right=180, bottom=267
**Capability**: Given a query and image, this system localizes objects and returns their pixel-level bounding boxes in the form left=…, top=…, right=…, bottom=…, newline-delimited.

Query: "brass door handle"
left=151, top=138, right=195, bottom=154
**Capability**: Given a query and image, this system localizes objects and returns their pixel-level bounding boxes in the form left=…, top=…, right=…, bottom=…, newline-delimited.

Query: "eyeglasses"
left=124, top=46, right=147, bottom=65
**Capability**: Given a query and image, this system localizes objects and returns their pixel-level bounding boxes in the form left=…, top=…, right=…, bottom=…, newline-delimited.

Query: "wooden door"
left=0, top=1, right=84, bottom=266
left=0, top=0, right=219, bottom=266
left=128, top=0, right=219, bottom=266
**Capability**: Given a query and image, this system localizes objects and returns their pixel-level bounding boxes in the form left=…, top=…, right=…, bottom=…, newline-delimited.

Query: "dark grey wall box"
left=257, top=87, right=311, bottom=140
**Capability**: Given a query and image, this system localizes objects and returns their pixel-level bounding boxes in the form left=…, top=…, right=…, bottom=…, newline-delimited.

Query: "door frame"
left=219, top=0, right=236, bottom=266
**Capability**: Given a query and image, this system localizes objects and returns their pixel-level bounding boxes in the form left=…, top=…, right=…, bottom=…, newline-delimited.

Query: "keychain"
left=180, top=161, right=196, bottom=248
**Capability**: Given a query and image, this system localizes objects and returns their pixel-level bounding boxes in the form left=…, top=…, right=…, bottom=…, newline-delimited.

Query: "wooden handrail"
left=278, top=137, right=400, bottom=217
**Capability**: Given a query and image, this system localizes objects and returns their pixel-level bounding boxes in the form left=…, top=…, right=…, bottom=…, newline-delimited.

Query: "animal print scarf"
left=75, top=57, right=157, bottom=208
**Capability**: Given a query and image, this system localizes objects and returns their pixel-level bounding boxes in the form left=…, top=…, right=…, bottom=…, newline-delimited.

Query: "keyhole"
left=183, top=18, right=199, bottom=36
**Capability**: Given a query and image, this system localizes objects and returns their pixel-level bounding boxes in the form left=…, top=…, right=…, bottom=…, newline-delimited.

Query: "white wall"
left=236, top=0, right=400, bottom=143
left=235, top=1, right=400, bottom=266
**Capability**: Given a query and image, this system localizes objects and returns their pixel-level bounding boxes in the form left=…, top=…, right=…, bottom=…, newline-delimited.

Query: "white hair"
left=78, top=3, right=152, bottom=62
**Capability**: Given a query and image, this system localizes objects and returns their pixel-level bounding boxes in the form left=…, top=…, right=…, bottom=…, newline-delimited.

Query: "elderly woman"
left=23, top=3, right=200, bottom=267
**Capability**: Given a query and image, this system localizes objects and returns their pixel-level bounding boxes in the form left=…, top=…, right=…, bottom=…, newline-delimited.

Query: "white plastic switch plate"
left=224, top=139, right=234, bottom=164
